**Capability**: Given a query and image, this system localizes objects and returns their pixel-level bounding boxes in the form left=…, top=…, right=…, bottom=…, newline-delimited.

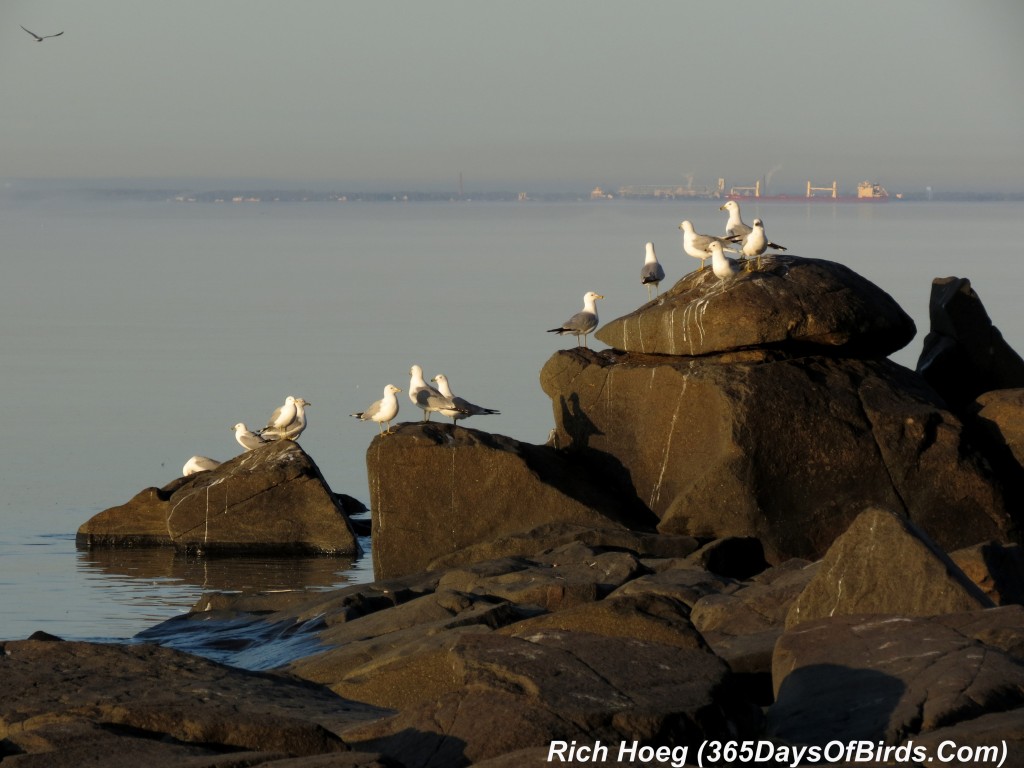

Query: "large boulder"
left=596, top=255, right=916, bottom=358
left=540, top=349, right=1012, bottom=563
left=367, top=423, right=655, bottom=580
left=77, top=440, right=359, bottom=555
left=917, top=276, right=1024, bottom=410
left=785, top=507, right=993, bottom=629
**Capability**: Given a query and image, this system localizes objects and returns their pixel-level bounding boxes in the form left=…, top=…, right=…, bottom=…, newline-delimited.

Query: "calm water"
left=2, top=189, right=1022, bottom=641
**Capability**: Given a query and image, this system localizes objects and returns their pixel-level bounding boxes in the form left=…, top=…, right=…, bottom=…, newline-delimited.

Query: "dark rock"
left=786, top=507, right=993, bottom=629
left=426, top=522, right=699, bottom=571
left=347, top=630, right=753, bottom=768
left=499, top=592, right=708, bottom=652
left=917, top=277, right=1024, bottom=410
left=0, top=637, right=390, bottom=766
left=686, top=536, right=769, bottom=580
left=911, top=710, right=1024, bottom=768
left=769, top=608, right=1024, bottom=744
left=541, top=349, right=1012, bottom=562
left=77, top=441, right=358, bottom=555
left=610, top=561, right=741, bottom=608
left=691, top=561, right=818, bottom=678
left=951, top=540, right=1024, bottom=605
left=596, top=255, right=916, bottom=358
left=367, top=422, right=655, bottom=579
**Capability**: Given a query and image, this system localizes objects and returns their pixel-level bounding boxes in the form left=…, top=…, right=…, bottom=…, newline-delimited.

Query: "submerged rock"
left=77, top=440, right=359, bottom=555
left=596, top=255, right=916, bottom=358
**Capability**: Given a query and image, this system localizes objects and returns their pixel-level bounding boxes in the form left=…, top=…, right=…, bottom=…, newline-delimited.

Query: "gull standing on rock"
left=262, top=396, right=296, bottom=434
left=232, top=422, right=268, bottom=451
left=547, top=291, right=603, bottom=348
left=431, top=373, right=500, bottom=423
left=350, top=384, right=402, bottom=435
left=640, top=242, right=665, bottom=299
left=409, top=364, right=463, bottom=422
left=708, top=240, right=742, bottom=279
left=739, top=217, right=788, bottom=269
left=261, top=397, right=310, bottom=441
left=679, top=220, right=737, bottom=272
left=183, top=456, right=221, bottom=476
left=719, top=200, right=753, bottom=240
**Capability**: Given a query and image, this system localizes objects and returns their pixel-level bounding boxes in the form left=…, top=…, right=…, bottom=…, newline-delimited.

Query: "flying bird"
left=431, top=373, right=500, bottom=423
left=548, top=291, right=603, bottom=349
left=640, top=242, right=665, bottom=299
left=350, top=384, right=402, bottom=435
left=21, top=25, right=63, bottom=42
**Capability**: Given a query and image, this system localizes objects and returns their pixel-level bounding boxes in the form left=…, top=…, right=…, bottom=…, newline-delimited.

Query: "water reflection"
left=76, top=546, right=360, bottom=594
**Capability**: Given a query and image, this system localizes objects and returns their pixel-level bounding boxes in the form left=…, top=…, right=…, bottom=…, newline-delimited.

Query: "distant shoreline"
left=3, top=182, right=1023, bottom=204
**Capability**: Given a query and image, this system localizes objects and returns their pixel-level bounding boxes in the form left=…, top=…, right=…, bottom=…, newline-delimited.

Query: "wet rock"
left=917, top=276, right=1024, bottom=410
left=541, top=349, right=1011, bottom=562
left=77, top=440, right=358, bottom=555
left=0, top=637, right=390, bottom=766
left=786, top=507, right=993, bottom=629
left=367, top=423, right=655, bottom=579
left=768, top=608, right=1024, bottom=744
left=596, top=255, right=916, bottom=358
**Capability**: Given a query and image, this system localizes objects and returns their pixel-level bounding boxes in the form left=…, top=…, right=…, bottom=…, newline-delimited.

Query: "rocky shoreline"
left=5, top=256, right=1024, bottom=767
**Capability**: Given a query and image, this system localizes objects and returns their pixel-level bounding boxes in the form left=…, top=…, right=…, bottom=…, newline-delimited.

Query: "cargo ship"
left=726, top=180, right=891, bottom=202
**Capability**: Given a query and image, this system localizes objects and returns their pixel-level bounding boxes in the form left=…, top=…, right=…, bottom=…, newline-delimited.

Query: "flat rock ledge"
left=57, top=506, right=1021, bottom=768
left=77, top=440, right=359, bottom=555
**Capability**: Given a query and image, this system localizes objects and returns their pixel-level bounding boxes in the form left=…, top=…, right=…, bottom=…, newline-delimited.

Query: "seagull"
left=707, top=240, right=741, bottom=279
left=679, top=220, right=738, bottom=272
left=719, top=200, right=753, bottom=240
left=21, top=26, right=63, bottom=42
left=738, top=217, right=788, bottom=270
left=431, top=373, right=500, bottom=423
left=548, top=291, right=603, bottom=348
left=261, top=397, right=310, bottom=441
left=183, top=456, right=221, bottom=476
left=231, top=422, right=268, bottom=451
left=409, top=364, right=464, bottom=422
left=350, top=384, right=402, bottom=435
left=640, top=241, right=665, bottom=300
left=262, top=396, right=297, bottom=433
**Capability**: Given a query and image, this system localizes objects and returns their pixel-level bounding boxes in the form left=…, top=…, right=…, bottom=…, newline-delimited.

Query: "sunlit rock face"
left=596, top=255, right=916, bottom=358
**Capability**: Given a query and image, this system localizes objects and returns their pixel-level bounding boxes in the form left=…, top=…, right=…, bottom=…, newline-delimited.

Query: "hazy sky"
left=2, top=1, right=1022, bottom=193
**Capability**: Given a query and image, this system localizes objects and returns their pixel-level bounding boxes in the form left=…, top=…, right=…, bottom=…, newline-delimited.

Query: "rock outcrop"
left=78, top=440, right=359, bottom=555
left=595, top=254, right=916, bottom=358
left=917, top=276, right=1024, bottom=410
left=785, top=507, right=994, bottom=629
left=540, top=349, right=1011, bottom=562
left=366, top=422, right=656, bottom=579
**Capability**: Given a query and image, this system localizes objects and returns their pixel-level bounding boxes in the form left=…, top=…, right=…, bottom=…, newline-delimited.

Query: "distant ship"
left=726, top=180, right=891, bottom=202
